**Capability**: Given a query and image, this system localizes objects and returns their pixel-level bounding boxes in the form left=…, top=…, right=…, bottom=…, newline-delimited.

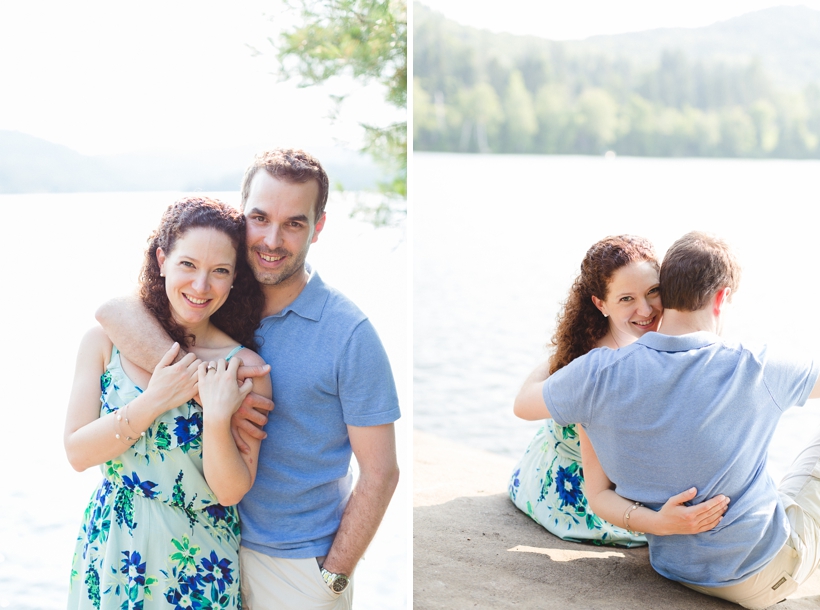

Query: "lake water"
left=413, top=152, right=820, bottom=484
left=0, top=192, right=408, bottom=609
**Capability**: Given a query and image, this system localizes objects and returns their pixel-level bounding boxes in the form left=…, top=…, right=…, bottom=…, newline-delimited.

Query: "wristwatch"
left=320, top=567, right=350, bottom=594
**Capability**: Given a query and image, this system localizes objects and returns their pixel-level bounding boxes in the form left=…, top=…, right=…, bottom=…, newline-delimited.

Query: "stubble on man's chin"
left=251, top=259, right=306, bottom=288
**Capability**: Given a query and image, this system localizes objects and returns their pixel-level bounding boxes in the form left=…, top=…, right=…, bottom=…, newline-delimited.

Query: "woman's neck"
left=179, top=319, right=216, bottom=349
left=596, top=326, right=638, bottom=350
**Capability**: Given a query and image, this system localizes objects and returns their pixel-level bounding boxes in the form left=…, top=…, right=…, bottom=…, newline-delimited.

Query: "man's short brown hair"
left=240, top=148, right=329, bottom=222
left=660, top=231, right=741, bottom=311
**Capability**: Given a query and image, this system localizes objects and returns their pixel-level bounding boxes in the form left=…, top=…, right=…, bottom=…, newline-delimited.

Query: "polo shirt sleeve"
left=543, top=350, right=601, bottom=428
left=338, top=319, right=401, bottom=427
left=759, top=345, right=819, bottom=411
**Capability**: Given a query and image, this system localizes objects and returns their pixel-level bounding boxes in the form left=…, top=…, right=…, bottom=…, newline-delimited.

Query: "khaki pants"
left=685, top=427, right=820, bottom=609
left=240, top=547, right=354, bottom=610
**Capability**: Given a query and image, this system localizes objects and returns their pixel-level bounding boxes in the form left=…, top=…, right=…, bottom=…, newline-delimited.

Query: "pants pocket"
left=735, top=570, right=799, bottom=610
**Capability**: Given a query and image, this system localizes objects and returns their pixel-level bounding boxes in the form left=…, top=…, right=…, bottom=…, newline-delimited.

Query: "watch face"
left=331, top=574, right=350, bottom=593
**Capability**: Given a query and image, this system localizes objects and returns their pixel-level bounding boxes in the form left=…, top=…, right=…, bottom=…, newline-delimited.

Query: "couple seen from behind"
left=511, top=232, right=820, bottom=609
left=65, top=148, right=401, bottom=610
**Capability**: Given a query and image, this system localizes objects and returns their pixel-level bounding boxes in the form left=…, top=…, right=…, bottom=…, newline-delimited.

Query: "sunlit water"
left=0, top=192, right=408, bottom=609
left=414, top=152, right=820, bottom=484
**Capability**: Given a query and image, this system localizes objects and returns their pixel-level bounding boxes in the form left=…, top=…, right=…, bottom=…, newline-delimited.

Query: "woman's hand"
left=143, top=342, right=201, bottom=413
left=198, top=357, right=254, bottom=422
left=653, top=487, right=730, bottom=536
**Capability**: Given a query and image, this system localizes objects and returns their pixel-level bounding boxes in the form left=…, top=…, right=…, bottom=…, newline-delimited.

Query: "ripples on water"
left=414, top=153, right=820, bottom=479
left=0, top=192, right=407, bottom=609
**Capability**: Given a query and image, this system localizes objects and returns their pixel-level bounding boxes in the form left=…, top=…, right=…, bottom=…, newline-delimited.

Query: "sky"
left=416, top=0, right=820, bottom=40
left=5, top=2, right=817, bottom=157
left=0, top=1, right=398, bottom=156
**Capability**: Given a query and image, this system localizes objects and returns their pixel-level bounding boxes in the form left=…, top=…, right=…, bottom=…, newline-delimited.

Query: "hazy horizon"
left=415, top=1, right=820, bottom=40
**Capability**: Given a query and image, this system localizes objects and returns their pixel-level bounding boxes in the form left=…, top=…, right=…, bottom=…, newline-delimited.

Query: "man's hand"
left=230, top=363, right=273, bottom=453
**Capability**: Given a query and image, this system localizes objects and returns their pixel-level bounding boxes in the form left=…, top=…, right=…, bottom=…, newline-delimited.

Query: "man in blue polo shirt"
left=516, top=232, right=820, bottom=609
left=97, top=148, right=400, bottom=609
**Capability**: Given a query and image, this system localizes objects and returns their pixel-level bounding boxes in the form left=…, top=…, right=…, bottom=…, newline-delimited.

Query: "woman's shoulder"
left=81, top=325, right=114, bottom=353
left=232, top=347, right=266, bottom=367
left=76, top=325, right=114, bottom=370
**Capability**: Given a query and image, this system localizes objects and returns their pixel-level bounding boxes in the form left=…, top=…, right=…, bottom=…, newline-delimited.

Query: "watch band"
left=320, top=567, right=350, bottom=594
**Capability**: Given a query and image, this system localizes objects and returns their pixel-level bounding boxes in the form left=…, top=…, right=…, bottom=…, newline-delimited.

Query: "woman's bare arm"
left=65, top=329, right=200, bottom=471
left=579, top=427, right=729, bottom=536
left=513, top=360, right=553, bottom=420
left=201, top=350, right=271, bottom=505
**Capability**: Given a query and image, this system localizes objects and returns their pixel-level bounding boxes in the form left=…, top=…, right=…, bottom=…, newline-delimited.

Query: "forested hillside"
left=414, top=4, right=820, bottom=157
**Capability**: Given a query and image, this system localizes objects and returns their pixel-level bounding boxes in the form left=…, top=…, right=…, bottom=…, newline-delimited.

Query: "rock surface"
left=413, top=430, right=820, bottom=609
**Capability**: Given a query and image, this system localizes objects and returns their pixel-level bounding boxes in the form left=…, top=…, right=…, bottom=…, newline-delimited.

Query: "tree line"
left=414, top=3, right=820, bottom=158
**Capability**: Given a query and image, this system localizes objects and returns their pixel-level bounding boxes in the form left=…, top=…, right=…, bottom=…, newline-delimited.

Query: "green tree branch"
left=274, top=0, right=407, bottom=224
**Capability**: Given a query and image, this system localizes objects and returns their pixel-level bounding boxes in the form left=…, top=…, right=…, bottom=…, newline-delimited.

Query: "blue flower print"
left=121, top=550, right=147, bottom=586
left=69, top=351, right=242, bottom=609
left=96, top=478, right=113, bottom=503
left=201, top=551, right=233, bottom=594
left=122, top=472, right=159, bottom=499
left=165, top=588, right=195, bottom=610
left=100, top=370, right=112, bottom=393
left=84, top=563, right=101, bottom=609
left=508, top=468, right=521, bottom=502
left=174, top=412, right=203, bottom=445
left=165, top=572, right=206, bottom=610
left=204, top=503, right=228, bottom=523
left=554, top=464, right=583, bottom=509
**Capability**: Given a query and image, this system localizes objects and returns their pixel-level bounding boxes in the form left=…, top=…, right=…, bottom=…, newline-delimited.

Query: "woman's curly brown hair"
left=139, top=197, right=264, bottom=350
left=548, top=235, right=658, bottom=374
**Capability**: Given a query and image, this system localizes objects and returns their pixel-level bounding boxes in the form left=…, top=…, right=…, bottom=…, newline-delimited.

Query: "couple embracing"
left=511, top=232, right=820, bottom=609
left=65, top=149, right=400, bottom=609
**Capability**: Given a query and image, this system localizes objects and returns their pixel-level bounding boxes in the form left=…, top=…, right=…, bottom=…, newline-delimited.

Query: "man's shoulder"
left=309, top=273, right=369, bottom=327
left=323, top=283, right=367, bottom=321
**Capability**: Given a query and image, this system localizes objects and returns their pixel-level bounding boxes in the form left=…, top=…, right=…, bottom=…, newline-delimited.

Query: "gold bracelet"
left=624, top=501, right=645, bottom=536
left=112, top=410, right=132, bottom=445
left=115, top=404, right=145, bottom=443
left=120, top=404, right=146, bottom=438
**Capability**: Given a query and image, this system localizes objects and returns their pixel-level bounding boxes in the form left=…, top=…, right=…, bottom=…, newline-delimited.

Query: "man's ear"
left=713, top=287, right=732, bottom=315
left=591, top=295, right=608, bottom=317
left=311, top=213, right=326, bottom=244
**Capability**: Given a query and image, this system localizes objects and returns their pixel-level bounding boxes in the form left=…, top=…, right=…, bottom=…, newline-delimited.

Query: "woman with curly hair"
left=509, top=235, right=724, bottom=546
left=65, top=197, right=271, bottom=609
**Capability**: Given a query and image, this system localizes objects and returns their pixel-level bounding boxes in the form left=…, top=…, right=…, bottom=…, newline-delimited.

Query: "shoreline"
left=413, top=430, right=820, bottom=609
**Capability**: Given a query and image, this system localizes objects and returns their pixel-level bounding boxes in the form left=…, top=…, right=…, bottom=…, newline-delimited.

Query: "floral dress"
left=68, top=346, right=244, bottom=609
left=508, top=419, right=646, bottom=547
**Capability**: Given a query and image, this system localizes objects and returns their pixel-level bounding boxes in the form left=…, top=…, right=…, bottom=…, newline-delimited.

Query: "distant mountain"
left=416, top=3, right=820, bottom=90
left=0, top=131, right=126, bottom=193
left=0, top=131, right=384, bottom=194
left=573, top=5, right=820, bottom=89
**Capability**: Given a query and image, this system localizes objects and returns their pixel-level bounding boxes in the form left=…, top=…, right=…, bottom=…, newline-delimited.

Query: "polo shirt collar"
left=637, top=330, right=720, bottom=352
left=262, top=264, right=328, bottom=322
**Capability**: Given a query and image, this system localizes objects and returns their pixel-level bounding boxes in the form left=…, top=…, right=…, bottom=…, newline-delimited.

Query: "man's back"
left=545, top=331, right=817, bottom=586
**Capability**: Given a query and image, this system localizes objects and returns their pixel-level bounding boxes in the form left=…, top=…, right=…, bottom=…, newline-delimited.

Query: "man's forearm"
left=96, top=295, right=182, bottom=370
left=322, top=463, right=400, bottom=576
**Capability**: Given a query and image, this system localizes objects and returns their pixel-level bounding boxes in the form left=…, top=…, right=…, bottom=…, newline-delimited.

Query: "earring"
left=230, top=285, right=234, bottom=289
left=603, top=313, right=608, bottom=318
left=160, top=273, right=165, bottom=278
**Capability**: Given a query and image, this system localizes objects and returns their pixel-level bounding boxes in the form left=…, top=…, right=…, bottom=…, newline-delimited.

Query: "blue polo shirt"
left=544, top=331, right=818, bottom=587
left=239, top=267, right=401, bottom=558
